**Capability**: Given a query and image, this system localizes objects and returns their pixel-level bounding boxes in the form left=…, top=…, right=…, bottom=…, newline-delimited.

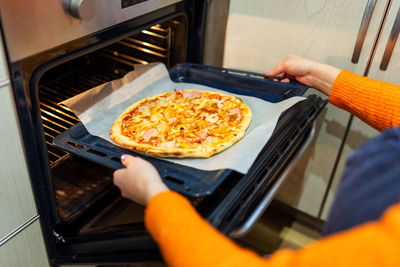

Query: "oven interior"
left=36, top=15, right=245, bottom=246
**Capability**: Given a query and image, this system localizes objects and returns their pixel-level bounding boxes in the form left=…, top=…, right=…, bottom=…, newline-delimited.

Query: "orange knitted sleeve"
left=329, top=70, right=400, bottom=131
left=143, top=71, right=400, bottom=266
left=145, top=191, right=400, bottom=267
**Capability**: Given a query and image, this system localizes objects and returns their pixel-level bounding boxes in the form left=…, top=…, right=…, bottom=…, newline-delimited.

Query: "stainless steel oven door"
left=230, top=124, right=316, bottom=238
left=0, top=0, right=182, bottom=62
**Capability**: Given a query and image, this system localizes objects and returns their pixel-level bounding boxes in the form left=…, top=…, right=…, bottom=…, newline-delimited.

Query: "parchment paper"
left=62, top=63, right=305, bottom=174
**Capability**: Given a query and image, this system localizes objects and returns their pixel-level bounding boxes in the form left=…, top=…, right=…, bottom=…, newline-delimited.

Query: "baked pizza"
left=110, top=90, right=252, bottom=158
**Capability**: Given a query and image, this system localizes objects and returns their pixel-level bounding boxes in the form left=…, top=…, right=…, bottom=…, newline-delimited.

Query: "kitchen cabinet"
left=0, top=221, right=49, bottom=267
left=369, top=0, right=400, bottom=82
left=320, top=116, right=379, bottom=219
left=0, top=82, right=38, bottom=240
left=223, top=0, right=390, bottom=217
left=322, top=0, right=400, bottom=218
left=0, top=33, right=48, bottom=263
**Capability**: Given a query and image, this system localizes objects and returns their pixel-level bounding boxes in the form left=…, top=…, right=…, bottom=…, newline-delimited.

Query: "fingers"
left=266, top=55, right=296, bottom=76
left=113, top=155, right=167, bottom=205
left=267, top=54, right=307, bottom=78
left=121, top=154, right=136, bottom=168
left=113, top=168, right=125, bottom=187
left=265, top=60, right=286, bottom=76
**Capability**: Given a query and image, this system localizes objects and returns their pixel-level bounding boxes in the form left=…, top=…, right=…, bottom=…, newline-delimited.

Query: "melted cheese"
left=121, top=90, right=248, bottom=149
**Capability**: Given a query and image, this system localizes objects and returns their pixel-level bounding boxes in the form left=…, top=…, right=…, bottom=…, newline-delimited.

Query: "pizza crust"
left=110, top=90, right=252, bottom=158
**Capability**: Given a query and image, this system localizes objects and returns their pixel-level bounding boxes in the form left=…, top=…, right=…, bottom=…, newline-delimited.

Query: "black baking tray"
left=53, top=63, right=319, bottom=197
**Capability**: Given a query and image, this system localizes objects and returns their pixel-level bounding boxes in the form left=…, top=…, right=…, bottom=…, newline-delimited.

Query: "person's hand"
left=265, top=55, right=341, bottom=96
left=113, top=154, right=169, bottom=206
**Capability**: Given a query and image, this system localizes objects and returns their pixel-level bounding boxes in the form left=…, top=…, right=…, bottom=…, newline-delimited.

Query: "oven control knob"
left=63, top=0, right=96, bottom=21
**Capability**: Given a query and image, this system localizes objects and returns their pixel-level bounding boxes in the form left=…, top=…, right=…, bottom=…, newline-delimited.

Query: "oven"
left=0, top=0, right=326, bottom=265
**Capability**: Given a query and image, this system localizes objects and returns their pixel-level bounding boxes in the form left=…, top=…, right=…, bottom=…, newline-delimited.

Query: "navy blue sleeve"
left=324, top=127, right=400, bottom=235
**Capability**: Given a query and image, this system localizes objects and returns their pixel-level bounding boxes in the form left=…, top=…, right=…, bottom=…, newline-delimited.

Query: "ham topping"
left=228, top=108, right=242, bottom=121
left=143, top=128, right=158, bottom=141
left=200, top=130, right=209, bottom=140
left=195, top=130, right=209, bottom=143
left=162, top=140, right=176, bottom=148
left=182, top=91, right=202, bottom=98
left=138, top=102, right=155, bottom=111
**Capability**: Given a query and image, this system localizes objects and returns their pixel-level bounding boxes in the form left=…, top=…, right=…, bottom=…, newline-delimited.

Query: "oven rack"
left=39, top=23, right=172, bottom=167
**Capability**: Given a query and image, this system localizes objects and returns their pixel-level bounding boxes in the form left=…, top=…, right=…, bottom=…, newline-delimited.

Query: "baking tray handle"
left=229, top=122, right=316, bottom=238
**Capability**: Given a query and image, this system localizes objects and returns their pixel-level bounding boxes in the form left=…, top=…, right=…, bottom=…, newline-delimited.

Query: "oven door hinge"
left=52, top=230, right=66, bottom=243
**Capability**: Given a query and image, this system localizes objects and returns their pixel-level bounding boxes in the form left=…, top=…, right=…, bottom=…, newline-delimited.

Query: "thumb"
left=266, top=64, right=285, bottom=77
left=296, top=76, right=312, bottom=87
left=121, top=154, right=136, bottom=167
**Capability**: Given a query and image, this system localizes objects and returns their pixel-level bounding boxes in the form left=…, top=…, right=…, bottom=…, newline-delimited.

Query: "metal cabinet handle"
left=229, top=124, right=316, bottom=238
left=352, top=0, right=377, bottom=63
left=380, top=8, right=400, bottom=70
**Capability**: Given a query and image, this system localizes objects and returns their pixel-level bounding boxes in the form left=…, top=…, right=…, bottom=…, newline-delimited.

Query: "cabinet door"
left=223, top=0, right=389, bottom=216
left=368, top=0, right=400, bottom=81
left=0, top=82, right=38, bottom=240
left=224, top=0, right=387, bottom=74
left=0, top=220, right=48, bottom=267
